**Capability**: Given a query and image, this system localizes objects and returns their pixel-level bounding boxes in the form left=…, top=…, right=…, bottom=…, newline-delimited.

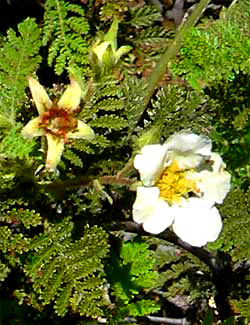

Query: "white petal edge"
left=167, top=152, right=207, bottom=170
left=133, top=186, right=174, bottom=234
left=172, top=198, right=223, bottom=247
left=134, top=144, right=168, bottom=186
left=193, top=171, right=231, bottom=205
left=187, top=152, right=231, bottom=204
left=165, top=131, right=212, bottom=156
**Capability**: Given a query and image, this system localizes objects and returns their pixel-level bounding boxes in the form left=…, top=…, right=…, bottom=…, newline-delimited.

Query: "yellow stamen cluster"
left=156, top=161, right=198, bottom=204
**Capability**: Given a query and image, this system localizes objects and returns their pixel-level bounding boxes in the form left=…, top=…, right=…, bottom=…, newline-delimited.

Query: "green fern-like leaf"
left=0, top=124, right=36, bottom=159
left=0, top=18, right=41, bottom=126
left=90, top=115, right=128, bottom=130
left=138, top=84, right=216, bottom=145
left=43, top=0, right=90, bottom=75
left=122, top=76, right=148, bottom=135
left=171, top=0, right=250, bottom=89
left=105, top=240, right=160, bottom=320
left=0, top=226, right=31, bottom=256
left=24, top=220, right=109, bottom=317
left=107, top=240, right=159, bottom=303
left=120, top=299, right=160, bottom=317
left=129, top=5, right=162, bottom=28
left=72, top=277, right=105, bottom=317
left=0, top=260, right=10, bottom=283
left=233, top=298, right=250, bottom=321
left=0, top=197, right=42, bottom=230
left=63, top=148, right=83, bottom=168
left=208, top=188, right=250, bottom=262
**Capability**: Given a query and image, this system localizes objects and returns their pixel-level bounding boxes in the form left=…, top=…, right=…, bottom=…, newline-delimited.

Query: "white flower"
left=132, top=131, right=231, bottom=247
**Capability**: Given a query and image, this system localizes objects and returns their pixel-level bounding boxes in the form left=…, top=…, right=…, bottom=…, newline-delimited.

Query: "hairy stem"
left=36, top=174, right=136, bottom=192
left=142, top=0, right=211, bottom=114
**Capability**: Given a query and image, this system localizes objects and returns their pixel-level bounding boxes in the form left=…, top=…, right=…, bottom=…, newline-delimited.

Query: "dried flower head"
left=22, top=76, right=94, bottom=171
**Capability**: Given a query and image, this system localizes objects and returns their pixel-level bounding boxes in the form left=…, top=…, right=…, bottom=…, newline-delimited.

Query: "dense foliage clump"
left=0, top=0, right=250, bottom=323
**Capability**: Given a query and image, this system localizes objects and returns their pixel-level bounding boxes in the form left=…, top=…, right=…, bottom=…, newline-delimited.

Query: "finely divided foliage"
left=0, top=18, right=41, bottom=126
left=43, top=0, right=90, bottom=75
left=0, top=0, right=250, bottom=323
left=24, top=221, right=109, bottom=317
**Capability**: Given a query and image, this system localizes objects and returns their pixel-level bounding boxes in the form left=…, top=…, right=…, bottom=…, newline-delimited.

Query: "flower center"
left=40, top=107, right=77, bottom=139
left=156, top=161, right=198, bottom=204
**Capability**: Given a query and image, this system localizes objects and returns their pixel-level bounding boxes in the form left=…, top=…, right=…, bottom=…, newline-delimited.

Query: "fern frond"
left=24, top=221, right=109, bottom=317
left=72, top=278, right=105, bottom=317
left=0, top=259, right=10, bottom=283
left=0, top=226, right=31, bottom=255
left=171, top=0, right=250, bottom=89
left=54, top=281, right=74, bottom=316
left=95, top=98, right=124, bottom=112
left=0, top=197, right=42, bottom=229
left=90, top=115, right=128, bottom=130
left=43, top=0, right=90, bottom=75
left=129, top=5, right=162, bottom=28
left=122, top=76, right=148, bottom=134
left=63, top=148, right=83, bottom=168
left=0, top=124, right=36, bottom=159
left=208, top=188, right=250, bottom=262
left=0, top=18, right=41, bottom=125
left=149, top=84, right=216, bottom=140
left=133, top=25, right=172, bottom=47
left=70, top=139, right=96, bottom=154
left=233, top=298, right=250, bottom=321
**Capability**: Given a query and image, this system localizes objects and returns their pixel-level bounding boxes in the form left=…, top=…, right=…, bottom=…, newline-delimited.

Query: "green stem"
left=142, top=0, right=211, bottom=112
left=36, top=175, right=136, bottom=192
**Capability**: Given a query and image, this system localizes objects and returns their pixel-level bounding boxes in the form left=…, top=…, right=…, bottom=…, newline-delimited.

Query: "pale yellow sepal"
left=28, top=77, right=52, bottom=115
left=91, top=18, right=132, bottom=66
left=104, top=17, right=118, bottom=52
left=45, top=134, right=65, bottom=171
left=68, top=120, right=95, bottom=140
left=57, top=78, right=81, bottom=111
left=21, top=117, right=43, bottom=138
left=92, top=41, right=110, bottom=62
left=114, top=45, right=133, bottom=61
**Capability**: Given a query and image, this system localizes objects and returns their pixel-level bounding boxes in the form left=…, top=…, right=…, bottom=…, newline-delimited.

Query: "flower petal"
left=134, top=144, right=168, bottom=186
left=45, top=134, right=65, bottom=171
left=173, top=198, right=222, bottom=247
left=187, top=153, right=231, bottom=204
left=164, top=131, right=212, bottom=169
left=133, top=186, right=174, bottom=234
left=210, top=152, right=226, bottom=174
left=68, top=120, right=95, bottom=140
left=193, top=171, right=231, bottom=205
left=28, top=77, right=52, bottom=115
left=165, top=131, right=212, bottom=155
left=57, top=78, right=81, bottom=111
left=22, top=117, right=43, bottom=139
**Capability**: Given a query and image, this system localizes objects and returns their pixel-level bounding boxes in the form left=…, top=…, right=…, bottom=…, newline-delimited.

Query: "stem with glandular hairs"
left=141, top=0, right=211, bottom=116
